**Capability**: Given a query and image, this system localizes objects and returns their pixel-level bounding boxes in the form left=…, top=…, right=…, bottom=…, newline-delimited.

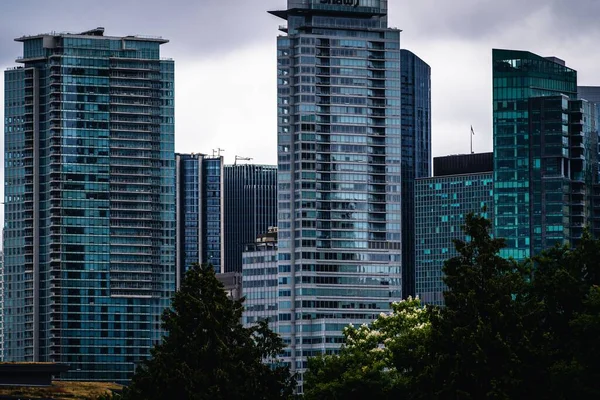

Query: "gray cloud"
left=2, top=0, right=598, bottom=67
left=0, top=0, right=283, bottom=66
left=392, top=0, right=600, bottom=41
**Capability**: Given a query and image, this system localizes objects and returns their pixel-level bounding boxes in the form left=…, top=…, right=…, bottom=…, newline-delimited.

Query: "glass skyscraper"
left=176, top=158, right=276, bottom=280
left=270, top=0, right=402, bottom=390
left=492, top=49, right=577, bottom=260
left=527, top=95, right=597, bottom=251
left=223, top=164, right=277, bottom=273
left=415, top=153, right=494, bottom=305
left=3, top=28, right=175, bottom=383
left=175, top=154, right=224, bottom=282
left=400, top=49, right=431, bottom=298
left=578, top=86, right=600, bottom=237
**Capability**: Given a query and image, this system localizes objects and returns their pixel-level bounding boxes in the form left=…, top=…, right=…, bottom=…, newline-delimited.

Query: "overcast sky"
left=1, top=0, right=599, bottom=165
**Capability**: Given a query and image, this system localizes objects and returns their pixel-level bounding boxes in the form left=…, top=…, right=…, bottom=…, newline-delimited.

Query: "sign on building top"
left=319, top=0, right=360, bottom=7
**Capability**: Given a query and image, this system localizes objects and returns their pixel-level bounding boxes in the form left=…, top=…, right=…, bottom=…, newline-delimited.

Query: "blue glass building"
left=175, top=154, right=224, bottom=282
left=223, top=164, right=277, bottom=273
left=3, top=28, right=175, bottom=383
left=415, top=153, right=494, bottom=305
left=400, top=49, right=431, bottom=298
left=270, top=0, right=402, bottom=390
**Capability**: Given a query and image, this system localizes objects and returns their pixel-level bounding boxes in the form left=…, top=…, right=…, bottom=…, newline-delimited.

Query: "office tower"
left=223, top=164, right=277, bottom=273
left=578, top=86, right=600, bottom=237
left=527, top=95, right=597, bottom=251
left=415, top=153, right=494, bottom=305
left=492, top=49, right=577, bottom=260
left=3, top=28, right=175, bottom=383
left=175, top=153, right=224, bottom=284
left=242, top=228, right=279, bottom=327
left=270, top=1, right=402, bottom=389
left=400, top=49, right=431, bottom=298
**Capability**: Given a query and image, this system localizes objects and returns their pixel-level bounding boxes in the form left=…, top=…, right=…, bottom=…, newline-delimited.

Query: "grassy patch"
left=0, top=381, right=122, bottom=399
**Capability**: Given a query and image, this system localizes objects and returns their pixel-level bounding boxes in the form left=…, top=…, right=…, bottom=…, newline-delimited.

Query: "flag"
left=471, top=125, right=475, bottom=136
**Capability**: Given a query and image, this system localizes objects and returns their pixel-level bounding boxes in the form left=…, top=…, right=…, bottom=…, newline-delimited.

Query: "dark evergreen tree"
left=527, top=232, right=600, bottom=398
left=420, top=213, right=534, bottom=399
left=123, top=264, right=295, bottom=400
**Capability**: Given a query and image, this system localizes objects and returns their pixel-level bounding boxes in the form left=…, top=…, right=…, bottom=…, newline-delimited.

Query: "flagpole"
left=470, top=125, right=474, bottom=154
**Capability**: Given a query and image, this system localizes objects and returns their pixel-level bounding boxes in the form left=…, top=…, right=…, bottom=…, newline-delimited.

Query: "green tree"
left=304, top=297, right=432, bottom=400
left=569, top=285, right=600, bottom=398
left=123, top=264, right=295, bottom=400
left=527, top=232, right=600, bottom=398
left=420, top=213, right=535, bottom=399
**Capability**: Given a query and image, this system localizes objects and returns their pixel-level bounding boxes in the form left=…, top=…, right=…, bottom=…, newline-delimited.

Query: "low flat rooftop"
left=0, top=381, right=122, bottom=400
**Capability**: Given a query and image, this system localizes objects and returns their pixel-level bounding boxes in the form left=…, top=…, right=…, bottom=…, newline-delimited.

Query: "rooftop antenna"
left=234, top=155, right=253, bottom=165
left=470, top=125, right=475, bottom=154
left=212, top=148, right=225, bottom=157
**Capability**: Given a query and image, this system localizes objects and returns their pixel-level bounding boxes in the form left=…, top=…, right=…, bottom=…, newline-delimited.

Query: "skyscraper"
left=3, top=28, right=175, bottom=383
left=223, top=164, right=277, bottom=273
left=175, top=157, right=276, bottom=281
left=175, top=153, right=224, bottom=283
left=492, top=49, right=577, bottom=260
left=270, top=0, right=402, bottom=390
left=527, top=95, right=597, bottom=251
left=578, top=86, right=600, bottom=237
left=400, top=49, right=431, bottom=298
left=415, top=153, right=494, bottom=305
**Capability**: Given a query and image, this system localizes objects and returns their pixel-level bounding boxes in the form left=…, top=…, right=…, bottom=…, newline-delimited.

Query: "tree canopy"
left=305, top=213, right=600, bottom=399
left=303, top=297, right=433, bottom=400
left=123, top=264, right=295, bottom=400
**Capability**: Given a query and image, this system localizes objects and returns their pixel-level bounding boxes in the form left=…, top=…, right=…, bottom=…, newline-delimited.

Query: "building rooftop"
left=432, top=152, right=494, bottom=177
left=15, top=27, right=168, bottom=44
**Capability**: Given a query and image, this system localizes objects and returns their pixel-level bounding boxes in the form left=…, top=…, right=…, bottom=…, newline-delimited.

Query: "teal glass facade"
left=493, top=49, right=577, bottom=260
left=271, top=0, right=401, bottom=391
left=3, top=29, right=175, bottom=383
left=415, top=161, right=493, bottom=305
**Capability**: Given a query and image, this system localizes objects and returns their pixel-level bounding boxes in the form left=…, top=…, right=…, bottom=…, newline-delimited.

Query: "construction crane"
left=234, top=155, right=253, bottom=165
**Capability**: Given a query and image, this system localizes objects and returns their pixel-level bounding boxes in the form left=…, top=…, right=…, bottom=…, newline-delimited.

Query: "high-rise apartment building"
left=224, top=164, right=277, bottom=273
left=415, top=153, right=494, bottom=305
left=3, top=28, right=175, bottom=383
left=241, top=228, right=279, bottom=327
left=400, top=49, right=431, bottom=298
left=175, top=154, right=224, bottom=283
left=270, top=1, right=402, bottom=389
left=527, top=95, right=597, bottom=251
left=492, top=49, right=577, bottom=260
